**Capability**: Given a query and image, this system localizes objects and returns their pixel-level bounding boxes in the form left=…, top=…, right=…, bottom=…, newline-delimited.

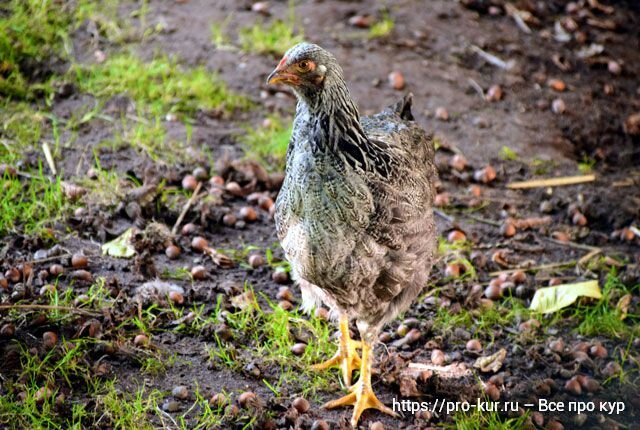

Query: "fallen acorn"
left=191, top=236, right=208, bottom=252
left=134, top=334, right=149, bottom=347
left=71, top=254, right=88, bottom=269
left=165, top=245, right=181, bottom=260
left=292, top=397, right=310, bottom=413
left=190, top=265, right=207, bottom=280
left=388, top=71, right=406, bottom=90
left=466, top=339, right=482, bottom=352
left=237, top=391, right=257, bottom=407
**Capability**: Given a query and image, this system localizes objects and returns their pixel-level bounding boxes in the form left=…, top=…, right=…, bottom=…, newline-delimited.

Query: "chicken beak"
left=267, top=67, right=298, bottom=86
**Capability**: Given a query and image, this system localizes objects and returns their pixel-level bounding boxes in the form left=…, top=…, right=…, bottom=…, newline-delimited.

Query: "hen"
left=267, top=43, right=437, bottom=426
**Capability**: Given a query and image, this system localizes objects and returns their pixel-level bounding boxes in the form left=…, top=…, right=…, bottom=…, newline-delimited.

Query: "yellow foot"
left=311, top=337, right=361, bottom=387
left=323, top=380, right=398, bottom=427
left=311, top=315, right=361, bottom=387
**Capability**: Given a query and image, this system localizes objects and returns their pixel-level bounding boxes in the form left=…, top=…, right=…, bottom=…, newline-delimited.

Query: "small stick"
left=434, top=209, right=455, bottom=223
left=30, top=253, right=73, bottom=265
left=465, top=213, right=501, bottom=227
left=470, top=45, right=516, bottom=70
left=42, top=142, right=57, bottom=175
left=489, top=260, right=576, bottom=276
left=467, top=78, right=485, bottom=100
left=543, top=237, right=600, bottom=251
left=0, top=304, right=100, bottom=317
left=507, top=174, right=596, bottom=189
left=578, top=248, right=602, bottom=267
left=505, top=4, right=532, bottom=34
left=171, top=181, right=203, bottom=235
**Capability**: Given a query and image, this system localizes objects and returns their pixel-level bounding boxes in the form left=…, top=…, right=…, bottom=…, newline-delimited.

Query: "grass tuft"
left=240, top=116, right=292, bottom=171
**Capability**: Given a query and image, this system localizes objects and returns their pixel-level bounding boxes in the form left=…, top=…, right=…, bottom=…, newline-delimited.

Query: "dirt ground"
left=1, top=0, right=639, bottom=429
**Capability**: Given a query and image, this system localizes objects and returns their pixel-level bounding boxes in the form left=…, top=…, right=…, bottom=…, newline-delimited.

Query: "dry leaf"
left=529, top=280, right=601, bottom=314
left=101, top=228, right=136, bottom=258
left=617, top=294, right=632, bottom=320
left=473, top=348, right=507, bottom=373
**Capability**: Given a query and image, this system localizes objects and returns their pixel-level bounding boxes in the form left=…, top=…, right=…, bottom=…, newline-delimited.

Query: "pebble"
left=172, top=385, right=189, bottom=400
left=551, top=98, right=566, bottom=115
left=607, top=60, right=621, bottom=75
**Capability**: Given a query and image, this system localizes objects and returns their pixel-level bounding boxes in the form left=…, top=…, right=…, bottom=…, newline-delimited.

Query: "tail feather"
left=392, top=93, right=414, bottom=121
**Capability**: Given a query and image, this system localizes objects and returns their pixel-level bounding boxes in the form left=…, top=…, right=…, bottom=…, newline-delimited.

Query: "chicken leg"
left=322, top=332, right=397, bottom=427
left=311, top=314, right=361, bottom=387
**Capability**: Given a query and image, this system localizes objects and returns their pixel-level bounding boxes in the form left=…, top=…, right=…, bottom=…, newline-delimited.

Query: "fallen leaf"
left=617, top=294, right=632, bottom=320
left=399, top=376, right=421, bottom=397
left=101, top=228, right=136, bottom=258
left=529, top=280, right=601, bottom=314
left=473, top=348, right=507, bottom=373
left=231, top=291, right=256, bottom=310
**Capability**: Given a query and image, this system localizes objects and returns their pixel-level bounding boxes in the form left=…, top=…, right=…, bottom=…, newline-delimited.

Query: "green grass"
left=240, top=116, right=292, bottom=171
left=369, top=13, right=395, bottom=39
left=239, top=1, right=303, bottom=56
left=574, top=270, right=639, bottom=338
left=498, top=146, right=519, bottom=161
left=0, top=167, right=69, bottom=236
left=449, top=406, right=530, bottom=429
left=73, top=53, right=250, bottom=117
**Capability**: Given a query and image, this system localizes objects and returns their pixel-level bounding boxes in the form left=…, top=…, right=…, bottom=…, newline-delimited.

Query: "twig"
left=42, top=142, right=57, bottom=175
left=467, top=78, right=485, bottom=100
left=470, top=45, right=516, bottom=70
left=578, top=248, right=602, bottom=267
left=29, top=253, right=73, bottom=265
left=171, top=181, right=203, bottom=235
left=434, top=209, right=455, bottom=223
left=465, top=213, right=501, bottom=227
left=505, top=4, right=532, bottom=34
left=489, top=260, right=576, bottom=276
left=0, top=304, right=100, bottom=317
left=507, top=174, right=596, bottom=189
left=544, top=237, right=600, bottom=251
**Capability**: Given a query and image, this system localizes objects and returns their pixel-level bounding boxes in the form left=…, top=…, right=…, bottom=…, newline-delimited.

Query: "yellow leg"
left=323, top=338, right=397, bottom=427
left=311, top=314, right=361, bottom=387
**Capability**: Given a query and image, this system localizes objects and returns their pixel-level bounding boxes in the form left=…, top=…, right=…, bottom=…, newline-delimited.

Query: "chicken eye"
left=298, top=61, right=310, bottom=71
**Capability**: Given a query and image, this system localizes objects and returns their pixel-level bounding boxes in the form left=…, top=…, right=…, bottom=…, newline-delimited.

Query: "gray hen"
left=267, top=42, right=437, bottom=427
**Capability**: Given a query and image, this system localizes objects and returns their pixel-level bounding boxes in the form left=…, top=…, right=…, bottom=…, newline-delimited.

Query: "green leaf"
left=101, top=228, right=136, bottom=258
left=529, top=280, right=601, bottom=314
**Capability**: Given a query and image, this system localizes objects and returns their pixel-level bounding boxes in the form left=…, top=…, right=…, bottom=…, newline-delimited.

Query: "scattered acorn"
left=431, top=349, right=445, bottom=365
left=500, top=221, right=516, bottom=238
left=209, top=393, right=227, bottom=408
left=182, top=174, right=198, bottom=191
left=191, top=265, right=207, bottom=280
left=370, top=422, right=385, bottom=430
left=272, top=268, right=289, bottom=284
left=435, top=107, right=449, bottom=121
left=181, top=223, right=197, bottom=235
left=193, top=167, right=208, bottom=181
left=510, top=270, right=527, bottom=284
left=466, top=339, right=482, bottom=352
left=1, top=323, right=15, bottom=337
left=473, top=165, right=496, bottom=183
left=172, top=385, right=189, bottom=400
left=551, top=98, right=566, bottom=114
left=248, top=254, right=265, bottom=268
left=434, top=192, right=450, bottom=207
left=134, top=334, right=149, bottom=347
left=165, top=245, right=181, bottom=260
left=572, top=212, right=587, bottom=226
left=449, top=154, right=467, bottom=171
left=239, top=206, right=258, bottom=222
left=589, top=344, right=607, bottom=358
left=43, top=331, right=58, bottom=349
left=485, top=383, right=500, bottom=400
left=191, top=236, right=208, bottom=252
left=447, top=230, right=466, bottom=242
left=548, top=79, right=566, bottom=92
left=169, top=290, right=184, bottom=305
left=71, top=270, right=92, bottom=282
left=311, top=419, right=330, bottom=430
left=388, top=71, right=405, bottom=90
left=291, top=343, right=306, bottom=356
left=5, top=267, right=20, bottom=282
left=292, top=397, right=310, bottom=413
left=484, top=284, right=502, bottom=300
left=258, top=196, right=274, bottom=211
left=222, top=213, right=237, bottom=227
left=444, top=263, right=461, bottom=278
left=71, top=254, right=88, bottom=269
left=564, top=377, right=582, bottom=395
left=315, top=307, right=329, bottom=320
left=237, top=391, right=257, bottom=407
left=276, top=286, right=294, bottom=301
left=486, top=85, right=503, bottom=102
